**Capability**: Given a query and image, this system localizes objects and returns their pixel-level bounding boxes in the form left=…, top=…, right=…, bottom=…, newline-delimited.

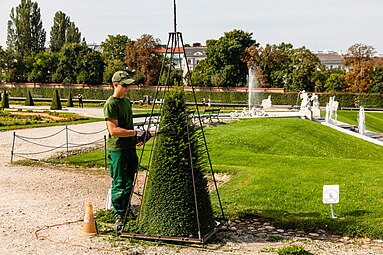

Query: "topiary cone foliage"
left=67, top=92, right=74, bottom=107
left=25, top=90, right=34, bottom=106
left=1, top=89, right=9, bottom=108
left=139, top=87, right=215, bottom=237
left=50, top=89, right=62, bottom=110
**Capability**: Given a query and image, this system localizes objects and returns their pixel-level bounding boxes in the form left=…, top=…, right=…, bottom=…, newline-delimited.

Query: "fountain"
left=248, top=62, right=257, bottom=112
left=358, top=106, right=365, bottom=135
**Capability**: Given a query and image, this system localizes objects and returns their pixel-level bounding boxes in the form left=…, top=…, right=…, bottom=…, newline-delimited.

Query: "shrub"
left=1, top=89, right=9, bottom=109
left=50, top=89, right=62, bottom=110
left=138, top=87, right=215, bottom=237
left=25, top=90, right=34, bottom=106
left=67, top=92, right=74, bottom=107
left=277, top=245, right=315, bottom=255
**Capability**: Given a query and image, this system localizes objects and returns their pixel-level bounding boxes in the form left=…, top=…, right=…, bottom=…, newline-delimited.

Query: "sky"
left=1, top=0, right=383, bottom=54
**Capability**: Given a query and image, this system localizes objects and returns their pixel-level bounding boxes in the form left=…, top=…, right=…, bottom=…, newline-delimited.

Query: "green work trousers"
left=108, top=149, right=138, bottom=218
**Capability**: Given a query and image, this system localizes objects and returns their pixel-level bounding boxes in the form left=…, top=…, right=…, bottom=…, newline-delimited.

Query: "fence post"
left=11, top=132, right=16, bottom=163
left=66, top=125, right=69, bottom=158
left=104, top=135, right=107, bottom=171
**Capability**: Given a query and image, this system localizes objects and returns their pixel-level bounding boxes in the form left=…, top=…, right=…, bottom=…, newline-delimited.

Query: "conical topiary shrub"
left=50, top=89, right=62, bottom=110
left=25, top=90, right=34, bottom=106
left=1, top=89, right=9, bottom=109
left=67, top=92, right=74, bottom=107
left=138, top=87, right=215, bottom=237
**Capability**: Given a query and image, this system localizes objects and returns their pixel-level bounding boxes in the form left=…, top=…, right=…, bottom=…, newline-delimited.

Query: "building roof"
left=185, top=47, right=207, bottom=58
left=315, top=53, right=344, bottom=62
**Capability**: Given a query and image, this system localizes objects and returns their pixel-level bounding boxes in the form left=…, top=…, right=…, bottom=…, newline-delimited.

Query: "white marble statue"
left=261, top=95, right=272, bottom=109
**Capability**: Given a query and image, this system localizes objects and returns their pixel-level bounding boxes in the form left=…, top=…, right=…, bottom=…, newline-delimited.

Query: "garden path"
left=1, top=106, right=383, bottom=254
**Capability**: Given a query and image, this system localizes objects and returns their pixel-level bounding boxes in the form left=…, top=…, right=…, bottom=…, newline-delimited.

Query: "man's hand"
left=135, top=129, right=152, bottom=146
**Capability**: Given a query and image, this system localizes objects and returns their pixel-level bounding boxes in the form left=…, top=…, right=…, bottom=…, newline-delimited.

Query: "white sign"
left=323, top=185, right=339, bottom=204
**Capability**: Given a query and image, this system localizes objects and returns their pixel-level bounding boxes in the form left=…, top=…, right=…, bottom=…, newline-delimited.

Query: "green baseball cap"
left=112, top=71, right=135, bottom=85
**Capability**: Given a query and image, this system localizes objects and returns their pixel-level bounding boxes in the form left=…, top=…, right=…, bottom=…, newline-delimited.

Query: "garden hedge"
left=1, top=85, right=383, bottom=108
left=138, top=87, right=215, bottom=237
left=25, top=90, right=34, bottom=106
left=50, top=89, right=62, bottom=110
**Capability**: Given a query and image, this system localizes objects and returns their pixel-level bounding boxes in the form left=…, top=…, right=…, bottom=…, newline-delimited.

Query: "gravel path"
left=1, top=107, right=383, bottom=254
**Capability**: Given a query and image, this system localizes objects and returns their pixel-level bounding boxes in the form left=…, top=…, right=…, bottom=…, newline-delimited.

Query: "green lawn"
left=62, top=117, right=383, bottom=238
left=206, top=118, right=383, bottom=238
left=336, top=110, right=383, bottom=133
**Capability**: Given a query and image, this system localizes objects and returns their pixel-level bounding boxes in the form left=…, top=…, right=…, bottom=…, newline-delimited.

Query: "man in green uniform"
left=103, top=70, right=139, bottom=231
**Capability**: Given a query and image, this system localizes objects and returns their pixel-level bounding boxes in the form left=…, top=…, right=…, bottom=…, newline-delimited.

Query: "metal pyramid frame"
left=120, top=0, right=226, bottom=244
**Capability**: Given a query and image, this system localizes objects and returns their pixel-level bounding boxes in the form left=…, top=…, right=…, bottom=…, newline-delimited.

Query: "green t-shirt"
left=103, top=96, right=136, bottom=151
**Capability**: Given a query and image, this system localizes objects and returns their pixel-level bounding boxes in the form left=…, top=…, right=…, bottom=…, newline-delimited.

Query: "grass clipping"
left=138, top=87, right=215, bottom=237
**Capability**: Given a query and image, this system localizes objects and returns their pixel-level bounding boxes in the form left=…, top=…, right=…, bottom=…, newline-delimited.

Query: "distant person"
left=202, top=97, right=206, bottom=106
left=207, top=97, right=211, bottom=108
left=78, top=94, right=83, bottom=108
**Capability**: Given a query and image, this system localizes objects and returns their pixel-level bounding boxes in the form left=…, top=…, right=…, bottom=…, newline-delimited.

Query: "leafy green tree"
left=103, top=59, right=126, bottom=84
left=65, top=21, right=81, bottom=44
left=50, top=89, right=62, bottom=110
left=25, top=90, right=34, bottom=106
left=324, top=73, right=345, bottom=92
left=101, top=34, right=130, bottom=83
left=370, top=66, right=383, bottom=94
left=0, top=47, right=6, bottom=81
left=139, top=87, right=215, bottom=237
left=265, top=43, right=294, bottom=88
left=50, top=11, right=70, bottom=52
left=76, top=50, right=105, bottom=84
left=3, top=51, right=27, bottom=82
left=287, top=47, right=322, bottom=92
left=190, top=59, right=207, bottom=85
left=125, top=34, right=162, bottom=85
left=25, top=51, right=59, bottom=83
left=53, top=43, right=103, bottom=84
left=50, top=11, right=82, bottom=52
left=204, top=29, right=256, bottom=86
left=7, top=0, right=46, bottom=58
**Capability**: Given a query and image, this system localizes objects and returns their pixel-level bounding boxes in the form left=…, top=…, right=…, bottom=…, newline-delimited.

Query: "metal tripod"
left=120, top=0, right=226, bottom=243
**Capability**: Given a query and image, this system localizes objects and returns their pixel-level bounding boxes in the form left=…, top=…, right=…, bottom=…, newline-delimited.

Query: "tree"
left=343, top=43, right=376, bottom=93
left=287, top=47, right=323, bottom=92
left=101, top=34, right=130, bottom=83
left=50, top=11, right=70, bottom=52
left=50, top=89, right=62, bottom=110
left=25, top=51, right=59, bottom=83
left=7, top=0, right=46, bottom=58
left=50, top=12, right=82, bottom=52
left=204, top=29, right=256, bottom=86
left=139, top=87, right=215, bottom=237
left=324, top=73, right=345, bottom=92
left=125, top=34, right=162, bottom=85
left=370, top=66, right=383, bottom=94
left=65, top=21, right=81, bottom=44
left=53, top=43, right=104, bottom=84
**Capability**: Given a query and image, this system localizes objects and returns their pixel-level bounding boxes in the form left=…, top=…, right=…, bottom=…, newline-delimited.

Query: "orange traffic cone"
left=81, top=201, right=97, bottom=236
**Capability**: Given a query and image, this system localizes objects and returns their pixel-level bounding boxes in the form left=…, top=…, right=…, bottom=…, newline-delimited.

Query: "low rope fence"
left=11, top=125, right=108, bottom=170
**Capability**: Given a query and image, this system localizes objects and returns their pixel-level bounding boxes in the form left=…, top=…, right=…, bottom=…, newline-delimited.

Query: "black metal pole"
left=104, top=135, right=107, bottom=171
left=11, top=131, right=16, bottom=163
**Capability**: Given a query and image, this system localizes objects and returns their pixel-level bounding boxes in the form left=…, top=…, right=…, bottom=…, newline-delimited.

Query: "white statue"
left=261, top=95, right=272, bottom=109
left=310, top=93, right=321, bottom=118
left=300, top=90, right=310, bottom=110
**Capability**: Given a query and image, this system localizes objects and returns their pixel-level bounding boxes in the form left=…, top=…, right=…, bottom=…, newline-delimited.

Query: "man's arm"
left=106, top=118, right=136, bottom=137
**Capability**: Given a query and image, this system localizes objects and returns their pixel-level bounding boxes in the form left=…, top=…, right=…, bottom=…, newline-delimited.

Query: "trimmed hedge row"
left=2, top=86, right=383, bottom=108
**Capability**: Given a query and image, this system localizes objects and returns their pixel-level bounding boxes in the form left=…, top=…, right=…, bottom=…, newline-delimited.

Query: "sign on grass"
left=323, top=185, right=339, bottom=204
